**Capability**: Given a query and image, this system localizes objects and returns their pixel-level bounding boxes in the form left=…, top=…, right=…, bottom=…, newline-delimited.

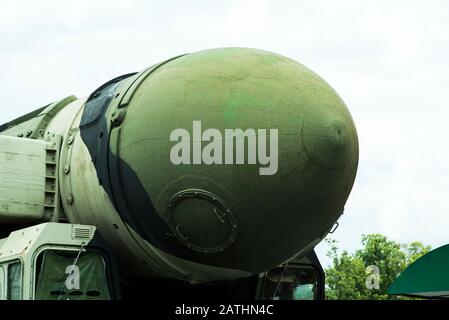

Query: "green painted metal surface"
left=0, top=96, right=77, bottom=138
left=0, top=47, right=359, bottom=285
left=388, top=244, right=449, bottom=298
left=110, top=47, right=359, bottom=273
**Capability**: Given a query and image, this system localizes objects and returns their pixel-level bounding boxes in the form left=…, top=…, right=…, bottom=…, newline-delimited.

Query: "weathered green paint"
left=109, top=47, right=358, bottom=273
left=388, top=244, right=449, bottom=298
left=0, top=134, right=61, bottom=223
left=0, top=96, right=77, bottom=139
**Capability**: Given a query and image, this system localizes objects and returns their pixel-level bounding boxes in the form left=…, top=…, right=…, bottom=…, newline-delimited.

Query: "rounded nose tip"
left=302, top=118, right=353, bottom=169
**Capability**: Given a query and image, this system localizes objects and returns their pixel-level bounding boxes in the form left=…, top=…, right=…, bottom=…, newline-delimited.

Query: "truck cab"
left=255, top=251, right=325, bottom=300
left=0, top=223, right=119, bottom=300
left=0, top=222, right=325, bottom=301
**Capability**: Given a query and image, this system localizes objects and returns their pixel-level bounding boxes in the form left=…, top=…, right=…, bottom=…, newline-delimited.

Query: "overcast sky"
left=2, top=0, right=449, bottom=267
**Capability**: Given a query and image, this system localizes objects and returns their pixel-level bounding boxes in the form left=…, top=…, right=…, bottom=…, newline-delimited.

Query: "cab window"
left=7, top=261, right=22, bottom=300
left=259, top=265, right=320, bottom=300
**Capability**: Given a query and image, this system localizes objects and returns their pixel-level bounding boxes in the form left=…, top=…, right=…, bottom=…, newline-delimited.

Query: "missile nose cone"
left=103, top=48, right=358, bottom=276
left=302, top=117, right=354, bottom=169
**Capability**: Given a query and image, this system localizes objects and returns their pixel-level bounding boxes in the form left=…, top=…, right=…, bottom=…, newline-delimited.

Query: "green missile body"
left=0, top=47, right=358, bottom=286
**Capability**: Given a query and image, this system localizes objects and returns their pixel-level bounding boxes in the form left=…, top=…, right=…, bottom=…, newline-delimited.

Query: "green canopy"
left=388, top=244, right=449, bottom=298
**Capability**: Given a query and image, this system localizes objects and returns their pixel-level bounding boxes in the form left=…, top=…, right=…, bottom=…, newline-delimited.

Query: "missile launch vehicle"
left=0, top=47, right=358, bottom=300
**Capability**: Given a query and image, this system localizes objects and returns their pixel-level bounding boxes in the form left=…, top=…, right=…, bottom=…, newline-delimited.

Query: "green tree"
left=325, top=234, right=431, bottom=300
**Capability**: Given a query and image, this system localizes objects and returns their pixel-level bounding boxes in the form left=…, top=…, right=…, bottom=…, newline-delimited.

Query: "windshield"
left=260, top=265, right=320, bottom=300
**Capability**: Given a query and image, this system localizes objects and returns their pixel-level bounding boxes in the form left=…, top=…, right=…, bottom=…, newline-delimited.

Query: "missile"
left=0, top=47, right=358, bottom=286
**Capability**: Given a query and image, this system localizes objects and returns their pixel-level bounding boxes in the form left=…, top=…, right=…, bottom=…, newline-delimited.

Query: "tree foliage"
left=325, top=234, right=431, bottom=300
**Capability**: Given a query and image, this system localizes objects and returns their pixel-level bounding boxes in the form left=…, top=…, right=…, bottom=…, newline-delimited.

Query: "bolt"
left=66, top=194, right=73, bottom=205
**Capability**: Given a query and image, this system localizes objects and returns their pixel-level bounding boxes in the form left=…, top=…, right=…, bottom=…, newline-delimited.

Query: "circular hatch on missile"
left=166, top=189, right=238, bottom=254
